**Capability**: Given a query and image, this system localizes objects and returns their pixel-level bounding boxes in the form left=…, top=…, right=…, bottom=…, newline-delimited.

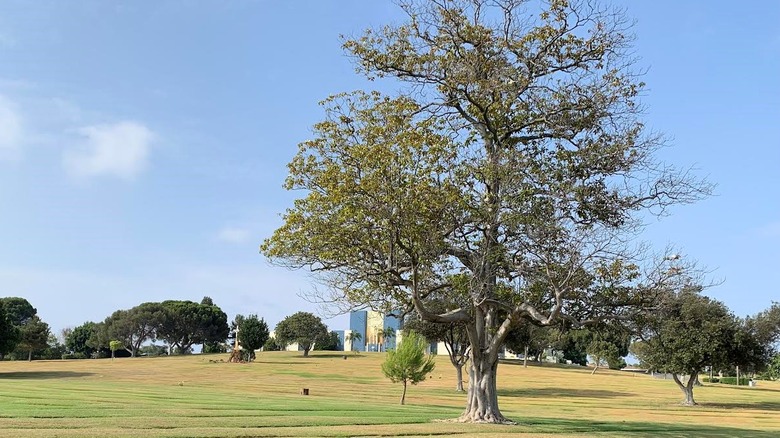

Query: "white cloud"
left=63, top=121, right=154, bottom=179
left=217, top=226, right=252, bottom=244
left=0, top=94, right=22, bottom=160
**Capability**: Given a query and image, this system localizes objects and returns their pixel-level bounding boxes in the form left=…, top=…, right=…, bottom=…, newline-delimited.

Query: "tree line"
left=0, top=295, right=342, bottom=361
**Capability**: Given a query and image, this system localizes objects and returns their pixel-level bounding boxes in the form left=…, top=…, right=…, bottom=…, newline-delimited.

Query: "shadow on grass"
left=308, top=353, right=362, bottom=359
left=499, top=387, right=630, bottom=399
left=703, top=401, right=780, bottom=411
left=0, top=371, right=95, bottom=380
left=511, top=416, right=777, bottom=438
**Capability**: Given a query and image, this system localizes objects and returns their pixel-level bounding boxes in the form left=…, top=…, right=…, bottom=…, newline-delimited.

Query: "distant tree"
left=0, top=297, right=37, bottom=326
left=40, top=334, right=67, bottom=360
left=66, top=322, right=97, bottom=358
left=504, top=321, right=550, bottom=365
left=274, top=312, right=328, bottom=357
left=104, top=303, right=165, bottom=357
left=109, top=340, right=123, bottom=360
left=584, top=324, right=631, bottom=374
left=766, top=354, right=780, bottom=380
left=198, top=299, right=230, bottom=351
left=629, top=340, right=652, bottom=369
left=730, top=317, right=772, bottom=378
left=0, top=297, right=37, bottom=360
left=742, top=302, right=780, bottom=375
left=262, top=337, right=283, bottom=352
left=0, top=301, right=21, bottom=359
left=16, top=316, right=50, bottom=361
left=381, top=330, right=436, bottom=405
left=406, top=310, right=469, bottom=392
left=157, top=300, right=228, bottom=355
left=230, top=314, right=269, bottom=361
left=314, top=331, right=342, bottom=351
left=637, top=288, right=736, bottom=406
left=344, top=332, right=362, bottom=352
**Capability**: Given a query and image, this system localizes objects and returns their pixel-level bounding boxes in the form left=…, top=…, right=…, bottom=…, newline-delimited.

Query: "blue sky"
left=0, top=1, right=778, bottom=336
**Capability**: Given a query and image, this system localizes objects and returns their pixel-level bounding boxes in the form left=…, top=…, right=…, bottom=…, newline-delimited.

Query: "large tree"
left=158, top=300, right=229, bottom=354
left=273, top=312, right=328, bottom=357
left=262, top=0, right=708, bottom=422
left=636, top=288, right=736, bottom=406
left=103, top=303, right=165, bottom=357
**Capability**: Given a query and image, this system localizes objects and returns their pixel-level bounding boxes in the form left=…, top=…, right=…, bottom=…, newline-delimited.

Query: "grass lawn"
left=1, top=351, right=778, bottom=437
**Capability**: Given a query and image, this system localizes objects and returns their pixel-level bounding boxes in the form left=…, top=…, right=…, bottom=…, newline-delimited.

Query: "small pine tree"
left=381, top=330, right=435, bottom=405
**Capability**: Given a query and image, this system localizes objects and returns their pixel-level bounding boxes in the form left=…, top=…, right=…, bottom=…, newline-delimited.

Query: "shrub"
left=718, top=377, right=749, bottom=386
left=61, top=352, right=87, bottom=360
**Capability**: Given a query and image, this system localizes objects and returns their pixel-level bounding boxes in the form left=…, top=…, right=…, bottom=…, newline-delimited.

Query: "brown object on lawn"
left=301, top=388, right=309, bottom=395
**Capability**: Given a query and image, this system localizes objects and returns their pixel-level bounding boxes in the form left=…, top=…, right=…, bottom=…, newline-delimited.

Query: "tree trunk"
left=303, top=347, right=309, bottom=357
left=591, top=356, right=600, bottom=375
left=27, top=350, right=32, bottom=362
left=672, top=373, right=697, bottom=406
left=400, top=380, right=407, bottom=405
left=523, top=346, right=528, bottom=368
left=458, top=354, right=511, bottom=423
left=455, top=363, right=465, bottom=392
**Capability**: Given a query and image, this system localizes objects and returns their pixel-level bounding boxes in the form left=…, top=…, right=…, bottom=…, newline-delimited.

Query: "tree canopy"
left=273, top=312, right=328, bottom=357
left=157, top=300, right=229, bottom=354
left=231, top=314, right=270, bottom=360
left=0, top=301, right=21, bottom=358
left=635, top=288, right=736, bottom=405
left=262, top=0, right=709, bottom=423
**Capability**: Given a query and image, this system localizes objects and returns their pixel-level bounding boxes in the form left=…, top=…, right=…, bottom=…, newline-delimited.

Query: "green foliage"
left=260, top=0, right=710, bottom=421
left=0, top=297, right=36, bottom=326
left=381, top=331, right=436, bottom=405
left=344, top=331, right=362, bottom=352
left=102, top=303, right=166, bottom=357
left=716, top=377, right=749, bottom=386
left=766, top=355, right=780, bottom=380
left=314, top=331, right=342, bottom=351
left=38, top=334, right=67, bottom=360
left=639, top=290, right=736, bottom=375
left=274, top=312, right=328, bottom=357
left=0, top=300, right=21, bottom=357
left=231, top=314, right=269, bottom=360
left=262, top=337, right=283, bottom=352
left=109, top=340, right=123, bottom=359
left=158, top=300, right=229, bottom=354
left=637, top=288, right=739, bottom=405
left=66, top=321, right=97, bottom=358
left=15, top=315, right=50, bottom=360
